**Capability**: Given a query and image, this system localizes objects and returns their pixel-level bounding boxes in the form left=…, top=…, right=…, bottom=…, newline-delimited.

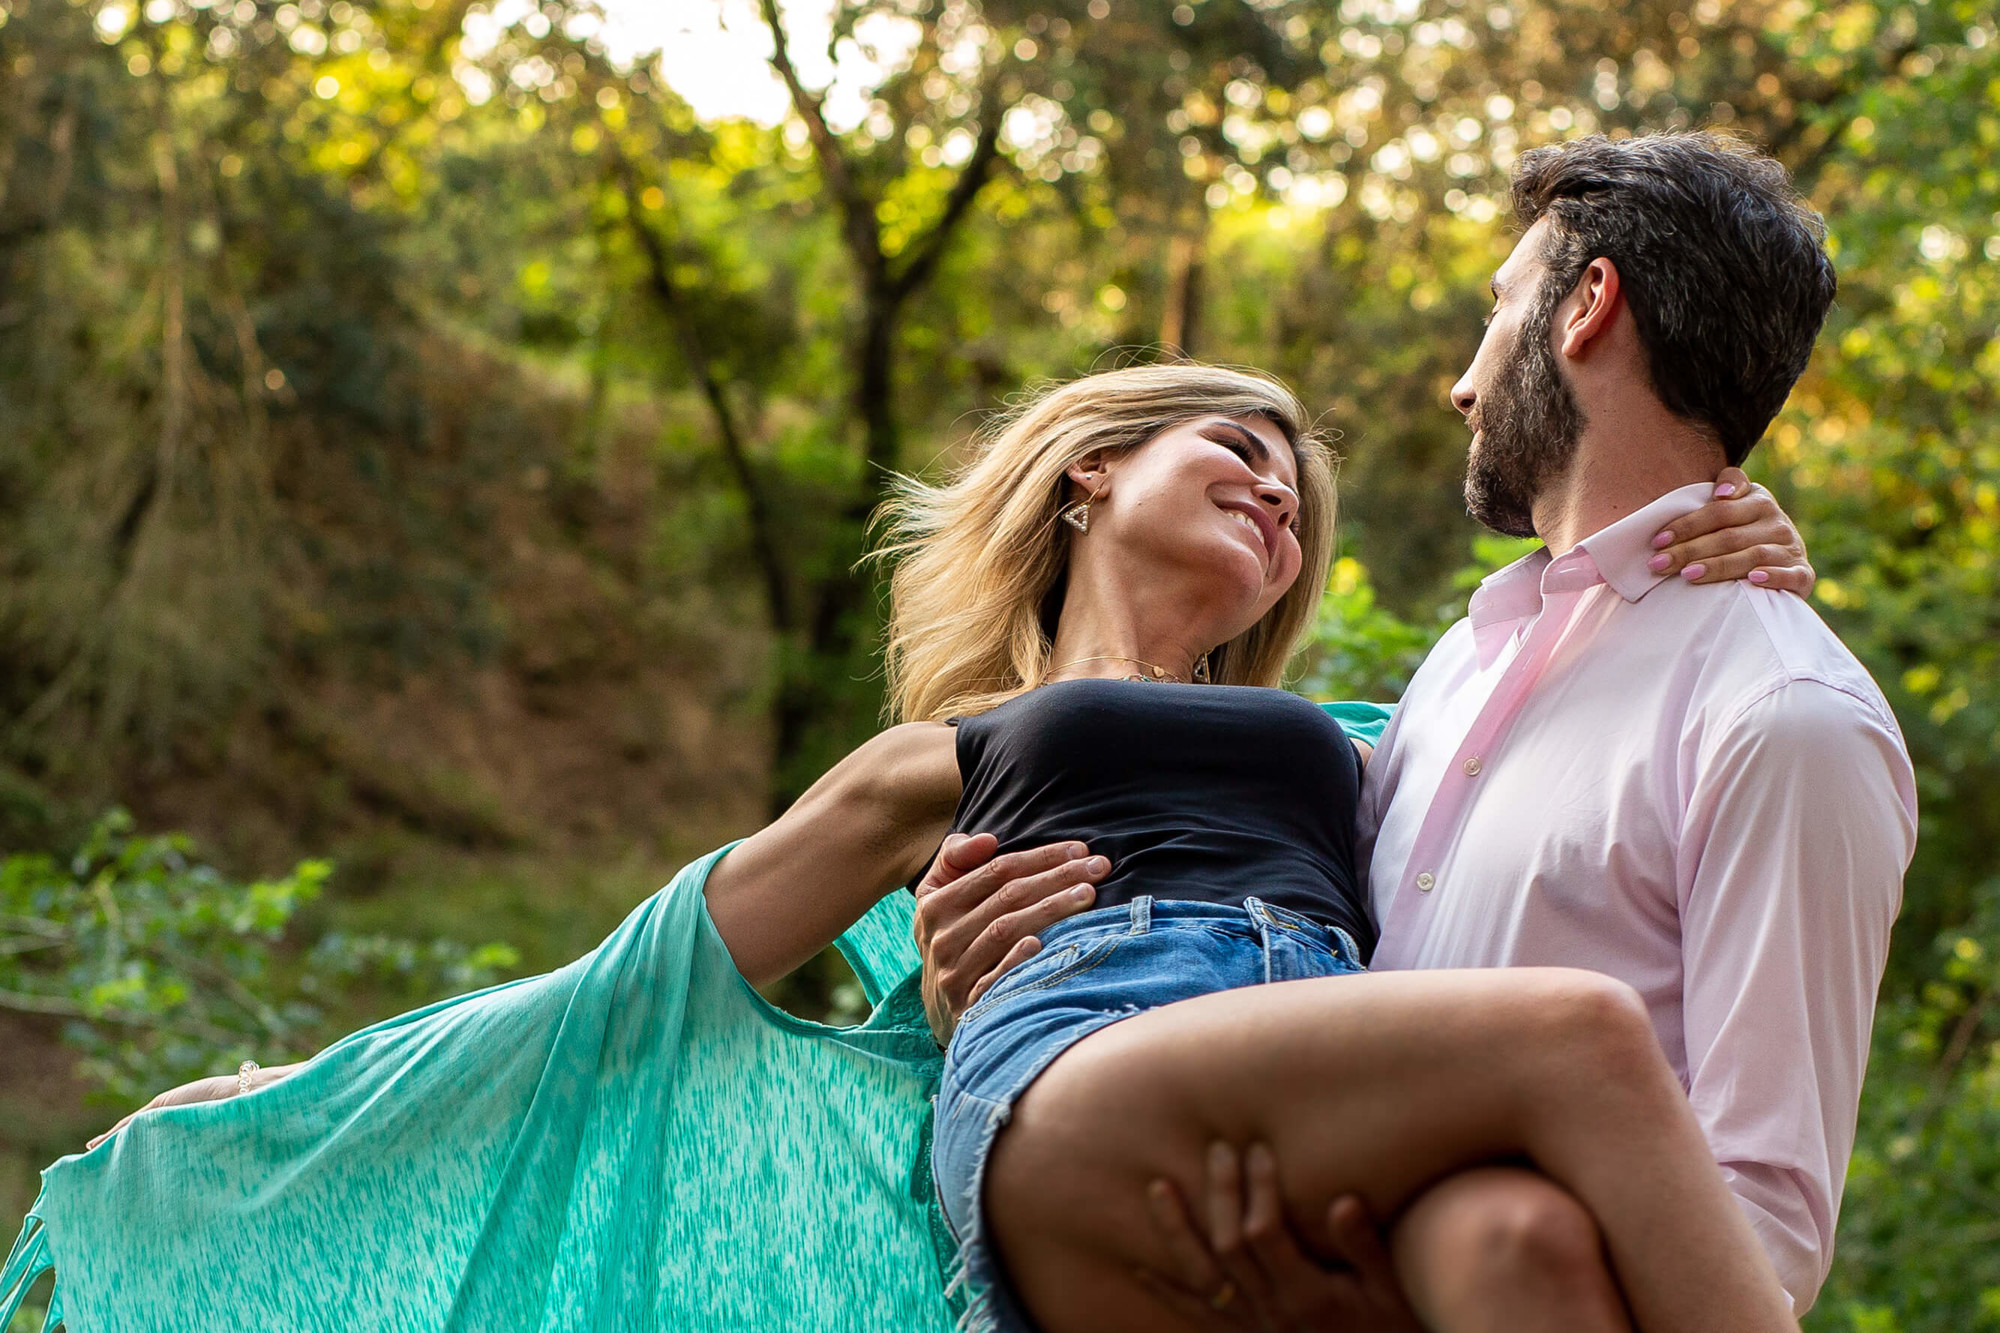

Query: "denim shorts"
left=932, top=895, right=1366, bottom=1332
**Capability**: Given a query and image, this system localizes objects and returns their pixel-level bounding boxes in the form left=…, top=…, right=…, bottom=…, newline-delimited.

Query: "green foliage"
left=1296, top=555, right=1446, bottom=702
left=1813, top=879, right=2000, bottom=1331
left=0, top=811, right=514, bottom=1102
left=1297, top=535, right=1543, bottom=701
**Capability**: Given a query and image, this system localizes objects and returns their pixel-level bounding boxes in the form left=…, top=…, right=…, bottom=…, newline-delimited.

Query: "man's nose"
left=1450, top=376, right=1477, bottom=417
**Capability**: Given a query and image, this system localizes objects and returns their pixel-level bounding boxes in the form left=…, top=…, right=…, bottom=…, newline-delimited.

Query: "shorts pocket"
left=958, top=929, right=1127, bottom=1026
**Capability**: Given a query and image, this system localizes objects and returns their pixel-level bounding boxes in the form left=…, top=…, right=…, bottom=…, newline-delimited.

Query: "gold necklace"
left=1046, top=654, right=1195, bottom=684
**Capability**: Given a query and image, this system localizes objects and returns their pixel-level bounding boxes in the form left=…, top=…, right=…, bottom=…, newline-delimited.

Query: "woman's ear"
left=1063, top=452, right=1112, bottom=499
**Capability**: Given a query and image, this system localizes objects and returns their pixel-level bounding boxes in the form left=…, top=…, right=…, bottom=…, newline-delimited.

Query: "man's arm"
left=1677, top=678, right=1916, bottom=1312
left=913, top=834, right=1108, bottom=1045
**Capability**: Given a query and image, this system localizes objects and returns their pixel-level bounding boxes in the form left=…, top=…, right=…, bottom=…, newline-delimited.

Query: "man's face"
left=1449, top=217, right=1588, bottom=538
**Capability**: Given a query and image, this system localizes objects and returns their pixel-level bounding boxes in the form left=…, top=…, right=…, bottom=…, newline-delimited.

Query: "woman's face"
left=1073, top=412, right=1304, bottom=640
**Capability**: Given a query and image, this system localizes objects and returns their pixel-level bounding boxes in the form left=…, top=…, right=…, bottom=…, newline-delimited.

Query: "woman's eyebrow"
left=1208, top=419, right=1272, bottom=462
left=1208, top=420, right=1297, bottom=489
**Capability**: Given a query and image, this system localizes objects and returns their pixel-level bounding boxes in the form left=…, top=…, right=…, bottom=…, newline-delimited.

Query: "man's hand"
left=912, top=833, right=1108, bottom=1047
left=85, top=1062, right=304, bottom=1149
left=1139, top=1141, right=1423, bottom=1333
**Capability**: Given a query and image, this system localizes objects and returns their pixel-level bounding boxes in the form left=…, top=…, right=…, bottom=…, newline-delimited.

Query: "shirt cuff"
left=1720, top=1161, right=1829, bottom=1314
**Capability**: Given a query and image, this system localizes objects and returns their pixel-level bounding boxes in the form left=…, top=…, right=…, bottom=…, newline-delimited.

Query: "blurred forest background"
left=0, top=0, right=1995, bottom=1325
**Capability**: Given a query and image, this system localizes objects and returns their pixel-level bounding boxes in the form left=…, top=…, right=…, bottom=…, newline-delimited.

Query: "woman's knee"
left=1397, top=1168, right=1611, bottom=1306
left=1506, top=967, right=1660, bottom=1080
left=1466, top=1175, right=1605, bottom=1284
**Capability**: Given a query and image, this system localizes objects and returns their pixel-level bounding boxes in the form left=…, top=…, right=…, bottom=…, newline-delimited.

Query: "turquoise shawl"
left=2, top=701, right=1392, bottom=1331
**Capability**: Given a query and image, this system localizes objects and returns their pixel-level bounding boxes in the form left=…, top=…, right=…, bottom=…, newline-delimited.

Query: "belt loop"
left=1243, top=896, right=1277, bottom=985
left=1130, top=895, right=1152, bottom=934
left=1331, top=925, right=1362, bottom=967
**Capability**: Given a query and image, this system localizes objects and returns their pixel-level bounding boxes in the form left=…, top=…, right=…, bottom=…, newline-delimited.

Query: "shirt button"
left=1463, top=756, right=1483, bottom=776
left=1416, top=872, right=1436, bottom=892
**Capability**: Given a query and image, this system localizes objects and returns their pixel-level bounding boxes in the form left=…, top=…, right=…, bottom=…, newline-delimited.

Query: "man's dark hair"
left=1510, top=131, right=1836, bottom=465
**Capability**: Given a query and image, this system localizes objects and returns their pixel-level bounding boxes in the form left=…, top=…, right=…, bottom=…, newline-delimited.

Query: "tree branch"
left=0, top=987, right=239, bottom=1046
left=611, top=151, right=797, bottom=634
left=0, top=916, right=68, bottom=939
left=888, top=87, right=1007, bottom=305
left=759, top=0, right=886, bottom=290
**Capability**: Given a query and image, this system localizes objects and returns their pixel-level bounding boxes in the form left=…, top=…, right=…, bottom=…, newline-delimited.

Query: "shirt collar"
left=1464, top=482, right=1714, bottom=664
left=1573, top=482, right=1715, bottom=604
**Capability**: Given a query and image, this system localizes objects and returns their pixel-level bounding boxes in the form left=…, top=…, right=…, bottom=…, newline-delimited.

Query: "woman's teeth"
left=1225, top=509, right=1268, bottom=560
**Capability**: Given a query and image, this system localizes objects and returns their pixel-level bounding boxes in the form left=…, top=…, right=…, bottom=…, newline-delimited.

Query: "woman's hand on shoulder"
left=1647, top=466, right=1814, bottom=596
left=703, top=720, right=961, bottom=988
left=86, top=1062, right=304, bottom=1149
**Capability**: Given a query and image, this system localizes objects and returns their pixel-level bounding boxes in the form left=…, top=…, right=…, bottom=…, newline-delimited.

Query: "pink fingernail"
left=1749, top=569, right=1770, bottom=584
left=1681, top=563, right=1706, bottom=580
left=1651, top=531, right=1673, bottom=549
left=1714, top=483, right=1736, bottom=498
left=1648, top=553, right=1670, bottom=572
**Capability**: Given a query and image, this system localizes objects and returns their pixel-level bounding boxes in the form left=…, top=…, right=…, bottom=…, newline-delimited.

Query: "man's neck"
left=1532, top=408, right=1727, bottom=554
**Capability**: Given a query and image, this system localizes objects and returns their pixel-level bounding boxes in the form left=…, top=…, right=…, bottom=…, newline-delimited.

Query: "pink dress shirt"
left=1358, top=483, right=1917, bottom=1311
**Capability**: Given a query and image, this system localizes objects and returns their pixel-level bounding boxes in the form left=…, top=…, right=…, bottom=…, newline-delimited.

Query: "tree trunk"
left=1161, top=227, right=1207, bottom=359
left=766, top=283, right=903, bottom=815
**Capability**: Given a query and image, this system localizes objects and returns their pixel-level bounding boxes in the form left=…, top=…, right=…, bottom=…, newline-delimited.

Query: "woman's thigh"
left=983, top=965, right=1649, bottom=1333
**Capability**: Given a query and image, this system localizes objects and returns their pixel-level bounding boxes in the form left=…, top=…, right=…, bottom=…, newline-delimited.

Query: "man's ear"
left=1557, top=257, right=1623, bottom=360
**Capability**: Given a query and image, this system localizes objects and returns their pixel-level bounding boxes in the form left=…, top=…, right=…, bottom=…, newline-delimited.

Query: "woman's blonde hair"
left=874, top=363, right=1337, bottom=723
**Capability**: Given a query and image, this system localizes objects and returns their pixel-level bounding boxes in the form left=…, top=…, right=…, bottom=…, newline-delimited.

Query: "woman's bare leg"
left=982, top=967, right=1793, bottom=1333
left=1393, top=1167, right=1634, bottom=1333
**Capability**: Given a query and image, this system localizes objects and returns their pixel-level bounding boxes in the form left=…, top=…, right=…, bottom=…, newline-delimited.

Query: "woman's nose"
left=1256, top=483, right=1297, bottom=530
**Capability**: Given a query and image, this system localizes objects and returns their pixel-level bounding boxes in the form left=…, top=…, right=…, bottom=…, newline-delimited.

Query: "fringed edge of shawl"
left=1, top=1203, right=64, bottom=1331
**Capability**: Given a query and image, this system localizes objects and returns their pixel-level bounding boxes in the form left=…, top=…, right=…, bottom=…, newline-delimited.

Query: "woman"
left=42, top=364, right=1811, bottom=1333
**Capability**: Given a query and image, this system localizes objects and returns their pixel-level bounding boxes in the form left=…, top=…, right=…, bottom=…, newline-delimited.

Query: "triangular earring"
left=1060, top=501, right=1092, bottom=534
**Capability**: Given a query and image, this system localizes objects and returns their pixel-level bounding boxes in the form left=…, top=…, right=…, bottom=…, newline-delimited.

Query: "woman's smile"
left=1216, top=500, right=1277, bottom=571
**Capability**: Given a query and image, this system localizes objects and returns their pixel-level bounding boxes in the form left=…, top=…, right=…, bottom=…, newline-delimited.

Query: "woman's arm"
left=703, top=719, right=961, bottom=987
left=88, top=723, right=959, bottom=1146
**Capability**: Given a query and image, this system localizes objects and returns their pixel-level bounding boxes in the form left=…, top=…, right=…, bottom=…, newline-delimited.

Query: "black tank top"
left=949, top=678, right=1372, bottom=954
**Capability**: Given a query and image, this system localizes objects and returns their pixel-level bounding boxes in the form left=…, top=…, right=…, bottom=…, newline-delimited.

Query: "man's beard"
left=1463, top=287, right=1587, bottom=539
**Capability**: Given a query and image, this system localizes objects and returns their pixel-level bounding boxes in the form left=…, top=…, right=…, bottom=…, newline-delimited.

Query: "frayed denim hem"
left=935, top=1004, right=1140, bottom=1333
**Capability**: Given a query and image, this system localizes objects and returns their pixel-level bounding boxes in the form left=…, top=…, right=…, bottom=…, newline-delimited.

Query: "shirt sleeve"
left=1675, top=678, right=1916, bottom=1312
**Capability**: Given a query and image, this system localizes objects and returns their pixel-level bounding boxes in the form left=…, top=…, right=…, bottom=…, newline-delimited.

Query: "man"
left=913, top=130, right=1916, bottom=1322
